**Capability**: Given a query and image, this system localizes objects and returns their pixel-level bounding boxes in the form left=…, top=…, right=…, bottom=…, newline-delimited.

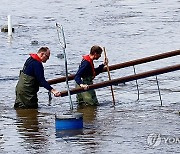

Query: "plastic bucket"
left=55, top=113, right=83, bottom=130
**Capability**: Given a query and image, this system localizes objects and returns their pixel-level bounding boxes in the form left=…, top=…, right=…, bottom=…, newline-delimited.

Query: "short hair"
left=38, top=47, right=49, bottom=53
left=90, top=45, right=103, bottom=55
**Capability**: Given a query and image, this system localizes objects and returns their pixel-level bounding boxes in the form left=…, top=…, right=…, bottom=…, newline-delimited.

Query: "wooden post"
left=103, top=47, right=115, bottom=106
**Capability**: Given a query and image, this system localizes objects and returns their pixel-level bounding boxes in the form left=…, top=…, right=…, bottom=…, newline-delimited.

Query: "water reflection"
left=56, top=129, right=83, bottom=139
left=77, top=106, right=100, bottom=153
left=77, top=105, right=97, bottom=124
left=15, top=109, right=47, bottom=151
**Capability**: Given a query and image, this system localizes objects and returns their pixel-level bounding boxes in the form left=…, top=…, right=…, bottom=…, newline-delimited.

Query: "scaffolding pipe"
left=48, top=49, right=180, bottom=85
left=59, top=64, right=180, bottom=97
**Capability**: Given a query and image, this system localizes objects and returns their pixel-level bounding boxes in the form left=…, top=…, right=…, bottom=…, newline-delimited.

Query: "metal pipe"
left=133, top=65, right=140, bottom=100
left=155, top=75, right=163, bottom=106
left=56, top=23, right=73, bottom=110
left=48, top=49, right=180, bottom=85
left=59, top=64, right=180, bottom=97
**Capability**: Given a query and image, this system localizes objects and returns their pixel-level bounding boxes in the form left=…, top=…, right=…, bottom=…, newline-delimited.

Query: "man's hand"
left=80, top=84, right=89, bottom=90
left=51, top=89, right=61, bottom=97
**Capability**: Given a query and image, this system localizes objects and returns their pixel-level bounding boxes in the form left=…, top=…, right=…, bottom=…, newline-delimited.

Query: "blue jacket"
left=75, top=59, right=104, bottom=85
left=23, top=57, right=53, bottom=91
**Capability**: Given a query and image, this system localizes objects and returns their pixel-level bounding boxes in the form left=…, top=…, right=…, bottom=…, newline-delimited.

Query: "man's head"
left=37, top=47, right=50, bottom=63
left=90, top=45, right=103, bottom=60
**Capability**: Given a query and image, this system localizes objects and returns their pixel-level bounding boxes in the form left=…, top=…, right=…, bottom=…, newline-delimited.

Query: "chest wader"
left=14, top=71, right=39, bottom=109
left=76, top=76, right=99, bottom=106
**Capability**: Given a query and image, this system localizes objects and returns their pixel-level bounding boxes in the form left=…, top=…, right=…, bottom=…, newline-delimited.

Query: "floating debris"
left=57, top=53, right=64, bottom=59
left=31, top=40, right=38, bottom=45
left=1, top=25, right=14, bottom=33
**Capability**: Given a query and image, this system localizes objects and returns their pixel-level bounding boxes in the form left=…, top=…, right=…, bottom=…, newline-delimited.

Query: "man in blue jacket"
left=14, top=47, right=61, bottom=109
left=74, top=45, right=108, bottom=106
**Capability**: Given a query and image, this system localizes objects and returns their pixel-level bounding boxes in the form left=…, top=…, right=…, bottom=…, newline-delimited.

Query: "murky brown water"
left=0, top=0, right=180, bottom=153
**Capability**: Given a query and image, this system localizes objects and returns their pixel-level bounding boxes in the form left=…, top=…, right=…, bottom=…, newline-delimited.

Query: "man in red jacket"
left=14, top=47, right=61, bottom=109
left=74, top=45, right=108, bottom=106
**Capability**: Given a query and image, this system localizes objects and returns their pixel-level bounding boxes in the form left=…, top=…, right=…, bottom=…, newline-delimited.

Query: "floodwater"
left=0, top=0, right=180, bottom=153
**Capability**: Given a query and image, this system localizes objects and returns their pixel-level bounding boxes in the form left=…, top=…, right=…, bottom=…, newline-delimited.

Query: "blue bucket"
left=55, top=113, right=83, bottom=130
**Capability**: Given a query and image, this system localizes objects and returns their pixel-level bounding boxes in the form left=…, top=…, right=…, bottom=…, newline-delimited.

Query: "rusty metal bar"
left=48, top=74, right=74, bottom=85
left=60, top=64, right=180, bottom=97
left=48, top=49, right=180, bottom=85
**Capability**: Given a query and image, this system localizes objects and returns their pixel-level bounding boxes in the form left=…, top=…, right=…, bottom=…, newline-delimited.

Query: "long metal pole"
left=133, top=65, right=140, bottom=100
left=59, top=64, right=180, bottom=97
left=103, top=47, right=115, bottom=106
left=48, top=49, right=180, bottom=85
left=155, top=75, right=163, bottom=106
left=56, top=23, right=73, bottom=110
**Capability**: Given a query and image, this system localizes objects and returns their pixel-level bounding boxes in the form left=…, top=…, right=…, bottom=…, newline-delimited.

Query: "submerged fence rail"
left=48, top=49, right=180, bottom=85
